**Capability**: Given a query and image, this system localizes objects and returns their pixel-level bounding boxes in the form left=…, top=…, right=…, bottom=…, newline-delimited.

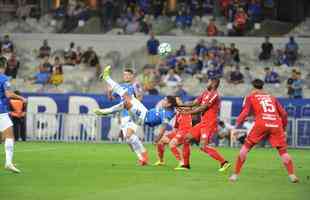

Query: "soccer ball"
left=158, top=43, right=172, bottom=56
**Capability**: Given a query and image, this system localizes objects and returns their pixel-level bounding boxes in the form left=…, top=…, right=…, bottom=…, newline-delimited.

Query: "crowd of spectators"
left=141, top=33, right=305, bottom=99
left=0, top=34, right=20, bottom=80
left=0, top=34, right=101, bottom=91
left=53, top=0, right=91, bottom=33
left=258, top=36, right=300, bottom=67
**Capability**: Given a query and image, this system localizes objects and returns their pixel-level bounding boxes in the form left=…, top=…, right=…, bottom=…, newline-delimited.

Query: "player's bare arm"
left=5, top=90, right=26, bottom=102
left=178, top=104, right=208, bottom=115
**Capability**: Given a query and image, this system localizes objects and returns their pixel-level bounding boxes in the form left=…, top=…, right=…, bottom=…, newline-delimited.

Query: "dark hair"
left=0, top=57, right=7, bottom=69
left=166, top=96, right=177, bottom=108
left=219, top=121, right=225, bottom=126
left=124, top=68, right=134, bottom=74
left=264, top=67, right=270, bottom=71
left=252, top=79, right=264, bottom=89
left=14, top=90, right=21, bottom=95
left=211, top=78, right=220, bottom=89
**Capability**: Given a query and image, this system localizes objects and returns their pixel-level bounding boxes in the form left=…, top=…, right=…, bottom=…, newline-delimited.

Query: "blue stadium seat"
left=301, top=105, right=310, bottom=117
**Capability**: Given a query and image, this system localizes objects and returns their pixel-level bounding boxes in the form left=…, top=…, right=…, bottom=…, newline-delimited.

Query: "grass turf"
left=0, top=142, right=309, bottom=200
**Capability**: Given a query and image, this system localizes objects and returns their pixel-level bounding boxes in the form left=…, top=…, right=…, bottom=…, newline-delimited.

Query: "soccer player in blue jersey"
left=94, top=66, right=176, bottom=157
left=107, top=68, right=149, bottom=165
left=0, top=58, right=26, bottom=173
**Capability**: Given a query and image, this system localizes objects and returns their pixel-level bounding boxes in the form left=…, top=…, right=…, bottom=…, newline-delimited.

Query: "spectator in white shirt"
left=163, top=69, right=182, bottom=87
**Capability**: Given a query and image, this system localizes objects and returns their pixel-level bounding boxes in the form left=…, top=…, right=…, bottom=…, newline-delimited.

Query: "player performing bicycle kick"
left=94, top=66, right=177, bottom=165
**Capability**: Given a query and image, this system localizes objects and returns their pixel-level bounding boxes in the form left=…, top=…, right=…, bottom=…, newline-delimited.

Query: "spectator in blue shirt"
left=147, top=32, right=159, bottom=55
left=175, top=11, right=186, bottom=29
left=288, top=71, right=303, bottom=99
left=264, top=67, right=280, bottom=84
left=146, top=32, right=160, bottom=65
left=194, top=39, right=207, bottom=57
left=229, top=65, right=244, bottom=85
left=248, top=0, right=262, bottom=23
left=176, top=45, right=187, bottom=57
left=184, top=9, right=193, bottom=28
left=285, top=36, right=299, bottom=66
left=275, top=49, right=289, bottom=66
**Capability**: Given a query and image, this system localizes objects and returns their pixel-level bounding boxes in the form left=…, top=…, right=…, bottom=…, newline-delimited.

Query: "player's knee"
left=169, top=139, right=177, bottom=148
left=279, top=152, right=291, bottom=164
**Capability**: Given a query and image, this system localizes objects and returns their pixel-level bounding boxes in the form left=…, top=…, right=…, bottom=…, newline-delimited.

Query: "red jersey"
left=236, top=91, right=288, bottom=128
left=195, top=90, right=220, bottom=123
left=174, top=113, right=192, bottom=130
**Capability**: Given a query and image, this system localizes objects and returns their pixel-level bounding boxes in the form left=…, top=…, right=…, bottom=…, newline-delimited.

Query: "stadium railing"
left=25, top=113, right=309, bottom=148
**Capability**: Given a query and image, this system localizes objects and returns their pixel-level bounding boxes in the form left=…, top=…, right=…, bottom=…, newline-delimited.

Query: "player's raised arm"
left=236, top=96, right=252, bottom=127
left=275, top=98, right=288, bottom=129
left=4, top=84, right=26, bottom=103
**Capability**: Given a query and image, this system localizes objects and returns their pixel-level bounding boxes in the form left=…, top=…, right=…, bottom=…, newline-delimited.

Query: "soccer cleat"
left=138, top=159, right=148, bottom=166
left=218, top=161, right=231, bottom=172
left=289, top=174, right=299, bottom=183
left=99, top=65, right=112, bottom=81
left=229, top=174, right=238, bottom=182
left=93, top=108, right=112, bottom=116
left=174, top=164, right=190, bottom=171
left=153, top=160, right=165, bottom=166
left=5, top=164, right=21, bottom=173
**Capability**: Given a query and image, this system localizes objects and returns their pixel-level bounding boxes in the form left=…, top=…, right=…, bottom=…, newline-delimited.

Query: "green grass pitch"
left=0, top=142, right=309, bottom=200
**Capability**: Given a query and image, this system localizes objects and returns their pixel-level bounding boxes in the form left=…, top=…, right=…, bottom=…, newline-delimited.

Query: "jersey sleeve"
left=236, top=96, right=252, bottom=127
left=162, top=110, right=174, bottom=125
left=275, top=99, right=288, bottom=129
left=3, top=79, right=12, bottom=92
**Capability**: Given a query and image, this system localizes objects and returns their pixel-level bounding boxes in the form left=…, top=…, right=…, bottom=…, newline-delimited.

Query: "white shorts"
left=120, top=116, right=138, bottom=138
left=129, top=97, right=148, bottom=125
left=0, top=113, right=13, bottom=132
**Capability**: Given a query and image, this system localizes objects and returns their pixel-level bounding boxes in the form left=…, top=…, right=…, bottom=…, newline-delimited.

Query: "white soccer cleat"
left=229, top=174, right=238, bottom=182
left=289, top=174, right=299, bottom=183
left=93, top=108, right=112, bottom=116
left=5, top=163, right=21, bottom=173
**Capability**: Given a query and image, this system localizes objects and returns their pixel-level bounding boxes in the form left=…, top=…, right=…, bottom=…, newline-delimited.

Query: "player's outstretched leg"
left=168, top=139, right=185, bottom=170
left=201, top=144, right=231, bottom=172
left=277, top=146, right=299, bottom=183
left=94, top=101, right=124, bottom=116
left=229, top=144, right=251, bottom=182
left=153, top=143, right=166, bottom=166
left=100, top=65, right=127, bottom=97
left=3, top=126, right=20, bottom=173
left=126, top=128, right=148, bottom=166
left=182, top=141, right=191, bottom=169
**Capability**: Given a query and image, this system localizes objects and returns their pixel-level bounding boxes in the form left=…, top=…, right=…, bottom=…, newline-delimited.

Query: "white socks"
left=128, top=134, right=145, bottom=160
left=106, top=77, right=127, bottom=97
left=5, top=138, right=14, bottom=166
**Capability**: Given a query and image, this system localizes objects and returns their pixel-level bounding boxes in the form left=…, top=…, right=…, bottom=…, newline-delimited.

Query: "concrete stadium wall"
left=6, top=33, right=310, bottom=59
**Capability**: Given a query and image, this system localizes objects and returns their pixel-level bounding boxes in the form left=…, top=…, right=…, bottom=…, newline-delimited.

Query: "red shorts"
left=190, top=121, right=217, bottom=144
left=167, top=129, right=189, bottom=144
left=246, top=120, right=287, bottom=148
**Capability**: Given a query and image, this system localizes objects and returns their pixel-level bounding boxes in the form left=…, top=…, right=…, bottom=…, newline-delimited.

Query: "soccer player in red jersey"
left=177, top=78, right=231, bottom=172
left=229, top=79, right=299, bottom=183
left=154, top=97, right=192, bottom=170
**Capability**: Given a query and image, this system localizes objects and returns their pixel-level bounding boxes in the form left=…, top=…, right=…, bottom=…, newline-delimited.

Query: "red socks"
left=156, top=143, right=165, bottom=162
left=170, top=146, right=181, bottom=161
left=279, top=150, right=295, bottom=175
left=201, top=145, right=226, bottom=165
left=183, top=142, right=191, bottom=166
